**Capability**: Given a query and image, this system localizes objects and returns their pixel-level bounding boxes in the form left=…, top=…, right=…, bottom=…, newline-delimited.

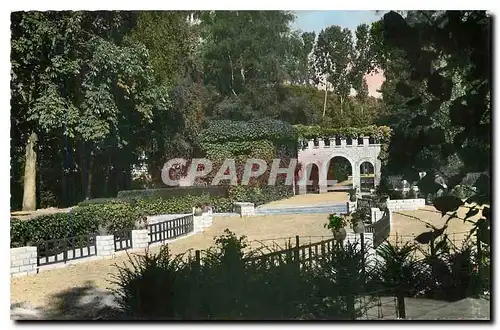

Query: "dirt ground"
left=11, top=202, right=480, bottom=309
left=11, top=213, right=333, bottom=308
left=389, top=204, right=479, bottom=247
left=261, top=192, right=349, bottom=207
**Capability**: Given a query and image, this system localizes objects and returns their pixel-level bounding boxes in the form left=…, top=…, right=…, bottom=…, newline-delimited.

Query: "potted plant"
left=350, top=208, right=370, bottom=233
left=202, top=203, right=210, bottom=213
left=324, top=214, right=347, bottom=241
left=348, top=187, right=358, bottom=202
left=194, top=204, right=203, bottom=216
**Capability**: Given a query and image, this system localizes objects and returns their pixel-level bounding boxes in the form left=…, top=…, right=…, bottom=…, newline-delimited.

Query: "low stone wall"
left=387, top=198, right=425, bottom=211
left=347, top=201, right=357, bottom=213
left=96, top=235, right=115, bottom=257
left=11, top=246, right=37, bottom=277
left=234, top=202, right=255, bottom=217
left=11, top=211, right=216, bottom=277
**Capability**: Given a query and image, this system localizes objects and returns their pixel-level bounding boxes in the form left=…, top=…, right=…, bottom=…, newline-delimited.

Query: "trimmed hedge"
left=11, top=186, right=292, bottom=247
left=229, top=185, right=294, bottom=207
left=199, top=119, right=298, bottom=143
left=117, top=186, right=230, bottom=200
left=11, top=194, right=234, bottom=247
left=11, top=212, right=100, bottom=248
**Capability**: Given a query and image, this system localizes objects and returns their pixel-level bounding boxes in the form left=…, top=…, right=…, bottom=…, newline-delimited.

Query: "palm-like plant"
left=375, top=241, right=425, bottom=297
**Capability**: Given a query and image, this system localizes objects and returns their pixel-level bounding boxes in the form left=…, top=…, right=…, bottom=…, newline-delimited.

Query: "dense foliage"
left=10, top=194, right=233, bottom=247
left=199, top=119, right=298, bottom=144
left=295, top=124, right=392, bottom=141
left=373, top=11, right=491, bottom=256
left=11, top=11, right=388, bottom=211
left=109, top=230, right=487, bottom=320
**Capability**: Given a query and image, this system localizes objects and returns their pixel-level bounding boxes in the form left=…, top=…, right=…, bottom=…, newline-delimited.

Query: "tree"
left=312, top=26, right=353, bottom=116
left=11, top=11, right=163, bottom=208
left=199, top=11, right=296, bottom=120
left=377, top=10, right=491, bottom=247
left=350, top=24, right=376, bottom=112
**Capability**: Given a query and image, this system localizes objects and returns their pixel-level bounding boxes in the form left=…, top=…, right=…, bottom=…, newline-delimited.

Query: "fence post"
left=63, top=239, right=68, bottom=264
left=294, top=235, right=300, bottom=266
left=360, top=233, right=366, bottom=282
left=476, top=230, right=482, bottom=284
left=396, top=294, right=406, bottom=319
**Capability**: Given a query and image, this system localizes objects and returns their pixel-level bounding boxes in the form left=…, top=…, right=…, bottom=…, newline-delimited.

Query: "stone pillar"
left=374, top=159, right=382, bottom=187
left=318, top=161, right=328, bottom=194
left=132, top=229, right=149, bottom=250
left=370, top=207, right=383, bottom=223
left=347, top=201, right=357, bottom=213
left=10, top=246, right=37, bottom=277
left=234, top=202, right=255, bottom=217
left=298, top=183, right=307, bottom=195
left=363, top=137, right=369, bottom=146
left=307, top=139, right=314, bottom=149
left=352, top=161, right=361, bottom=193
left=96, top=235, right=115, bottom=257
left=340, top=138, right=347, bottom=147
left=205, top=208, right=213, bottom=228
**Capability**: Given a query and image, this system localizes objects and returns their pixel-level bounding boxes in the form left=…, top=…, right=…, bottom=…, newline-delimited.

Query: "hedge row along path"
left=11, top=203, right=474, bottom=312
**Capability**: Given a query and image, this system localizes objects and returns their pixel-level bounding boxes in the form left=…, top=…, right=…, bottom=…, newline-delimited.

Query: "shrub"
left=10, top=212, right=100, bottom=247
left=199, top=119, right=298, bottom=144
left=78, top=198, right=128, bottom=206
left=11, top=194, right=234, bottom=247
left=110, top=245, right=192, bottom=320
left=117, top=186, right=230, bottom=200
left=228, top=185, right=293, bottom=206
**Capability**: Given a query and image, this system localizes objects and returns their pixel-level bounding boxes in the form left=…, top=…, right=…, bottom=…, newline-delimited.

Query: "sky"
left=292, top=10, right=386, bottom=98
left=292, top=10, right=385, bottom=34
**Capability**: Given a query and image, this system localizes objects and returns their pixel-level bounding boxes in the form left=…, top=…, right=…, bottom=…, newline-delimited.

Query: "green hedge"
left=11, top=194, right=234, bottom=247
left=11, top=186, right=291, bottom=247
left=199, top=119, right=298, bottom=143
left=229, top=185, right=294, bottom=207
left=117, top=186, right=230, bottom=200
left=11, top=212, right=101, bottom=248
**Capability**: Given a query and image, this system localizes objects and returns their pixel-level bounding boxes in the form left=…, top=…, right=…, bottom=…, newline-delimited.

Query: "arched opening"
left=304, top=163, right=320, bottom=193
left=326, top=156, right=353, bottom=191
left=360, top=161, right=375, bottom=192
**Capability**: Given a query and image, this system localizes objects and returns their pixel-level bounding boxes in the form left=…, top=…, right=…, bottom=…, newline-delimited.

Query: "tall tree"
left=200, top=11, right=295, bottom=120
left=312, top=26, right=354, bottom=116
left=11, top=11, right=163, bottom=208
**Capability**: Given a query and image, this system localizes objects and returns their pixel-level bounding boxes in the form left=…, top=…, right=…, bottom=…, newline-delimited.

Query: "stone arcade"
left=297, top=136, right=382, bottom=194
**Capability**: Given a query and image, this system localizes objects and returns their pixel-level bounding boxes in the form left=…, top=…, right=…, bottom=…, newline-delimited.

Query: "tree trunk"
left=85, top=152, right=93, bottom=200
left=22, top=132, right=38, bottom=211
left=322, top=87, right=328, bottom=117
left=103, top=155, right=111, bottom=197
left=340, top=96, right=344, bottom=116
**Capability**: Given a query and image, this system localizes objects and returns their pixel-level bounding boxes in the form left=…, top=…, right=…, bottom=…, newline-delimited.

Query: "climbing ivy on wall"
left=196, top=120, right=298, bottom=187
